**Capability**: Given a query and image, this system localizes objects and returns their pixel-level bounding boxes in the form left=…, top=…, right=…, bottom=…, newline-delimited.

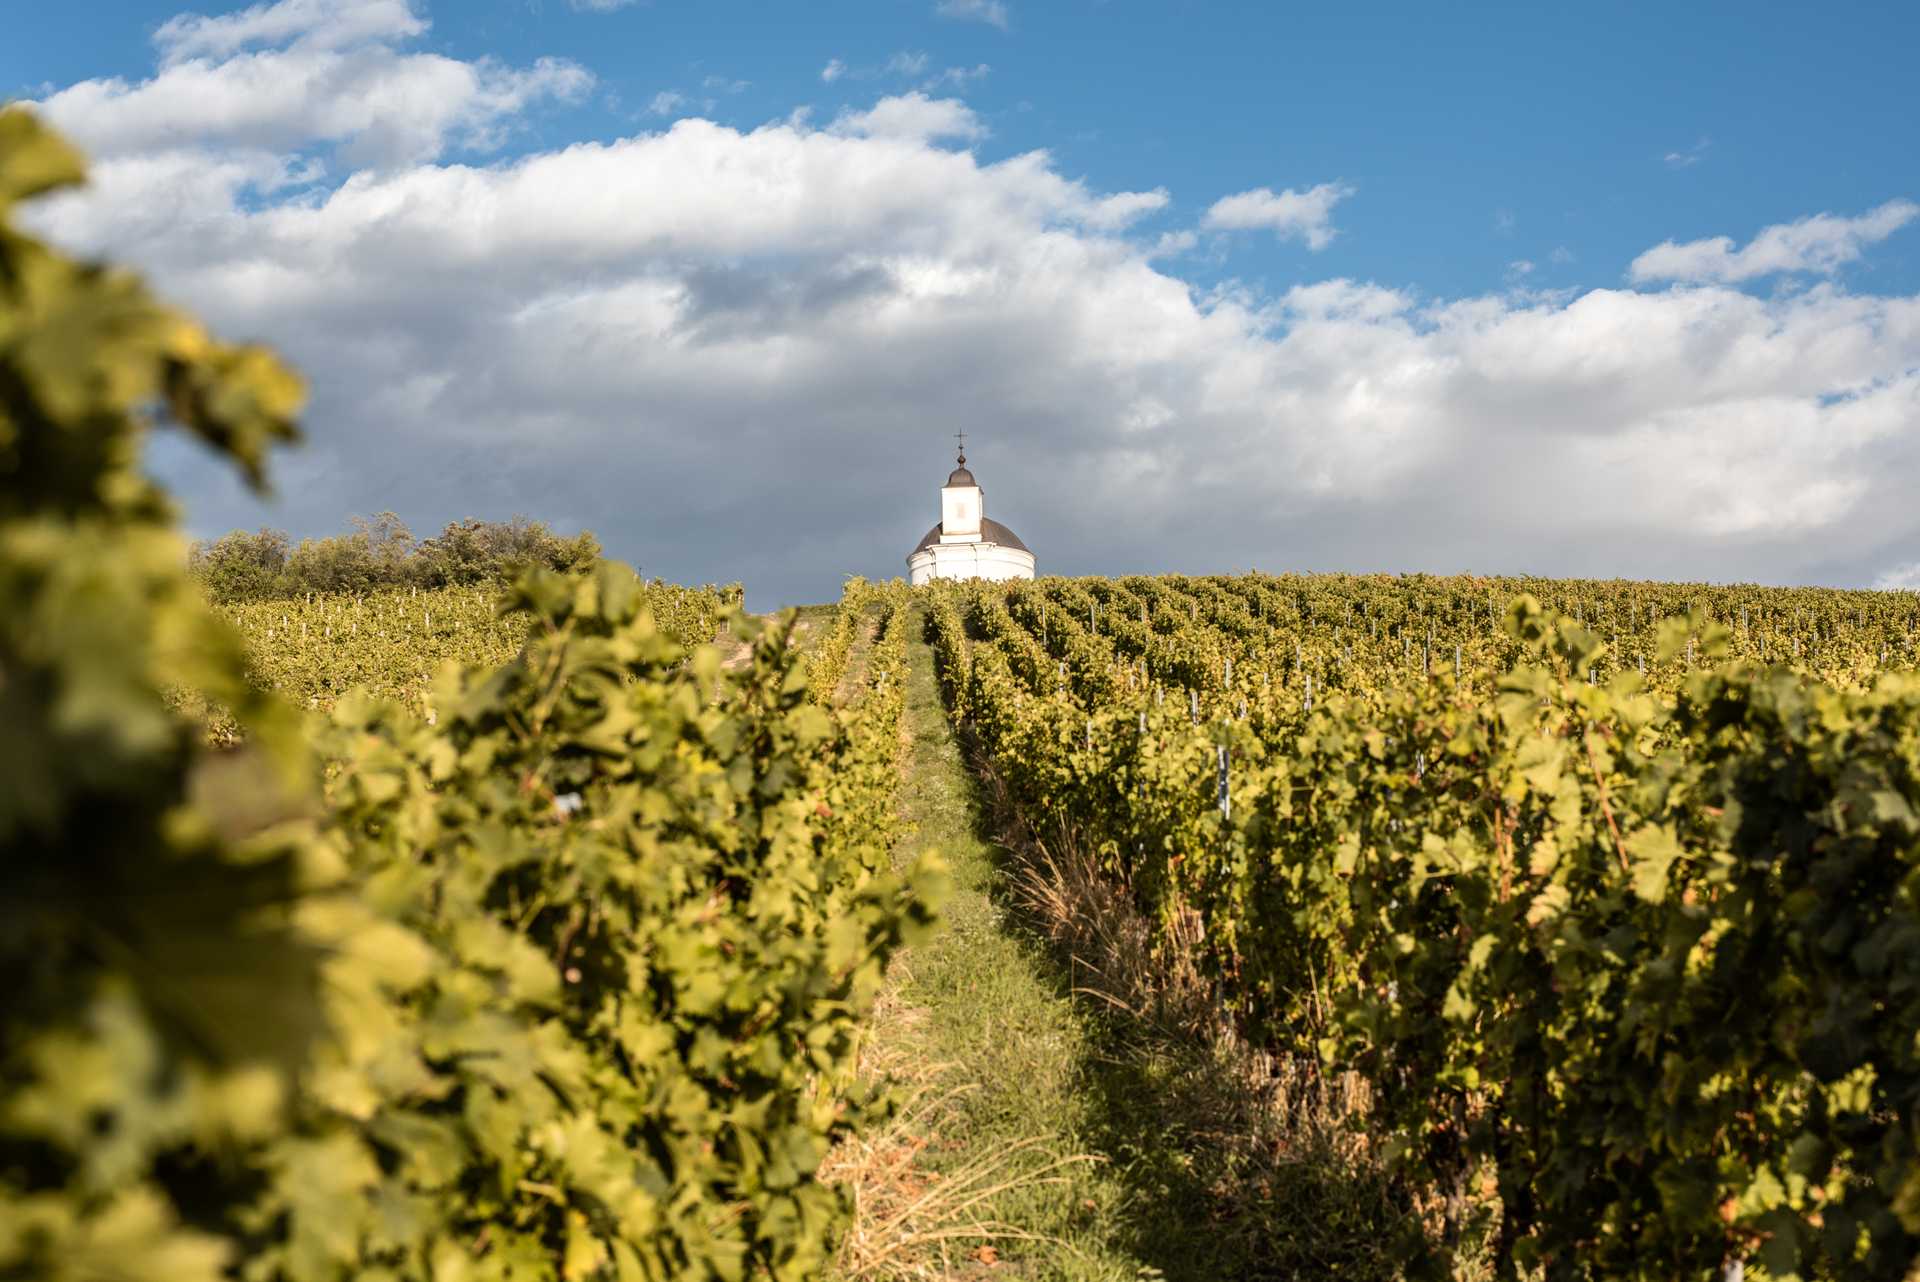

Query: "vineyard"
left=926, top=572, right=1920, bottom=1280
left=9, top=104, right=1920, bottom=1282
left=210, top=579, right=735, bottom=722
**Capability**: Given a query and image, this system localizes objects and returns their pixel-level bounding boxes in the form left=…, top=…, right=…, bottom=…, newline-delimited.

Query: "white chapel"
left=906, top=441, right=1036, bottom=585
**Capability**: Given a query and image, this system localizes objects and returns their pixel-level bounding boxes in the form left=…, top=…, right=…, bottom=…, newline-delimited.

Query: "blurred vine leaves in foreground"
left=0, top=104, right=321, bottom=1279
left=1, top=108, right=943, bottom=1281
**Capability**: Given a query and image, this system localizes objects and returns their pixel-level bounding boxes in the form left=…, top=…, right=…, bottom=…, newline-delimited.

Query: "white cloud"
left=35, top=0, right=589, bottom=169
left=830, top=92, right=986, bottom=143
left=702, top=75, right=750, bottom=93
left=1549, top=245, right=1575, bottom=265
left=1081, top=188, right=1169, bottom=230
left=1149, top=230, right=1197, bottom=258
left=1281, top=279, right=1414, bottom=322
left=822, top=52, right=988, bottom=93
left=1630, top=200, right=1919, bottom=284
left=1664, top=137, right=1710, bottom=169
left=1507, top=259, right=1535, bottom=278
left=153, top=0, right=423, bottom=62
left=569, top=0, right=641, bottom=8
left=1875, top=562, right=1920, bottom=590
left=648, top=90, right=685, bottom=116
left=921, top=63, right=992, bottom=90
left=26, top=11, right=1920, bottom=603
left=935, top=0, right=1010, bottom=29
left=1203, top=182, right=1354, bottom=250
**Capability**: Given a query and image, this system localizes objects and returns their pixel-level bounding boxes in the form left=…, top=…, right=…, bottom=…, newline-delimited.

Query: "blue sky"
left=18, top=0, right=1917, bottom=301
left=9, top=0, right=1920, bottom=603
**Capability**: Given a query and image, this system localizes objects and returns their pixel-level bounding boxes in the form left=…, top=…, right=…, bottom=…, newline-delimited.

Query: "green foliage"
left=279, top=511, right=416, bottom=596
left=1, top=109, right=938, bottom=1282
left=405, top=515, right=598, bottom=590
left=935, top=571, right=1920, bottom=1280
left=0, top=103, right=319, bottom=1282
left=190, top=526, right=293, bottom=600
left=190, top=514, right=626, bottom=603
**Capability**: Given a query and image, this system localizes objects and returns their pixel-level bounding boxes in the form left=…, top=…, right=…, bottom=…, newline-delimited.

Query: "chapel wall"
left=907, top=540, right=1036, bottom=585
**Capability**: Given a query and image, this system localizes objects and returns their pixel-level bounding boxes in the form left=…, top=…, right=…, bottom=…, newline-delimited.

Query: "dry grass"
left=823, top=1078, right=1093, bottom=1280
left=961, top=747, right=1421, bottom=1279
left=991, top=791, right=1379, bottom=1168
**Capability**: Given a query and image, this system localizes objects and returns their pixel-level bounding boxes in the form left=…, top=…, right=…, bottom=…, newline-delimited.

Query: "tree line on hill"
left=188, top=512, right=603, bottom=601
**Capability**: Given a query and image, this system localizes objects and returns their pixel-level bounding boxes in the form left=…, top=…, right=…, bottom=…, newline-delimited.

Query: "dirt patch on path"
left=716, top=611, right=819, bottom=671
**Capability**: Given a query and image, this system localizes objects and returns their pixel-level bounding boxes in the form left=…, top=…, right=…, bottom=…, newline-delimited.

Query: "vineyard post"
left=1216, top=744, right=1230, bottom=821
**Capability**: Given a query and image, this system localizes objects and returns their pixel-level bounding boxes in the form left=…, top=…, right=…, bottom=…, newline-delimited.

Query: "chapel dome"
left=946, top=464, right=976, bottom=486
left=914, top=517, right=1030, bottom=555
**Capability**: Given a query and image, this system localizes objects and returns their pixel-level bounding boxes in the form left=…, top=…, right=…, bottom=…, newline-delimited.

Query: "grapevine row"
left=932, top=573, right=1920, bottom=1281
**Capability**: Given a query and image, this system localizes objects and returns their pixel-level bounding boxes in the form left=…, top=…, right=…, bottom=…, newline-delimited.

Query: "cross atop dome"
left=907, top=439, right=1036, bottom=585
left=947, top=430, right=974, bottom=487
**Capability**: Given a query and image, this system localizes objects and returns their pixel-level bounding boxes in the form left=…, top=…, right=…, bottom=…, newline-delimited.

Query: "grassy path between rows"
left=834, top=610, right=1389, bottom=1280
